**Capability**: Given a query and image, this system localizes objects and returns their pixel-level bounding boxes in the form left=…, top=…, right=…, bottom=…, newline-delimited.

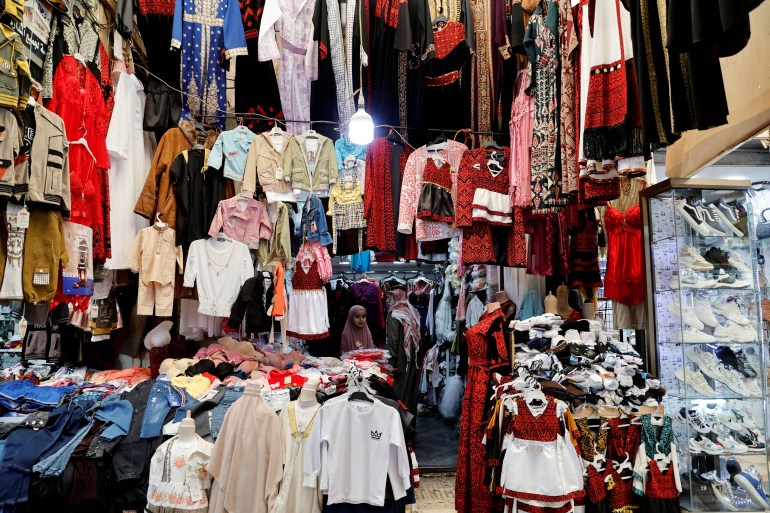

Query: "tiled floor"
left=413, top=472, right=456, bottom=513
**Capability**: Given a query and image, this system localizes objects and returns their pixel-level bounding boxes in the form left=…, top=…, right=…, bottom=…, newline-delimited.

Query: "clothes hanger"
left=347, top=367, right=374, bottom=403
left=428, top=129, right=447, bottom=148
left=154, top=213, right=166, bottom=229
left=70, top=130, right=95, bottom=162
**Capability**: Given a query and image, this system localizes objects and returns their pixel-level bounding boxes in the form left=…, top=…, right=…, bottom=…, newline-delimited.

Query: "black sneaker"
left=696, top=204, right=728, bottom=236
left=737, top=430, right=766, bottom=452
left=726, top=201, right=749, bottom=236
left=704, top=247, right=735, bottom=271
left=715, top=346, right=757, bottom=378
left=675, top=199, right=713, bottom=236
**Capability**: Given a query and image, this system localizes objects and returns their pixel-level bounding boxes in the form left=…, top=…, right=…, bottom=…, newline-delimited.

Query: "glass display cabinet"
left=640, top=178, right=769, bottom=512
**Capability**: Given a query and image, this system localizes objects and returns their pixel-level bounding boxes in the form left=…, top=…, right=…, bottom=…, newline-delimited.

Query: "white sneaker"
left=716, top=365, right=756, bottom=397
left=675, top=367, right=716, bottom=397
left=675, top=245, right=715, bottom=271
left=667, top=300, right=705, bottom=330
left=693, top=294, right=720, bottom=327
left=712, top=297, right=751, bottom=325
left=734, top=409, right=759, bottom=430
left=685, top=346, right=723, bottom=380
left=689, top=435, right=725, bottom=455
left=727, top=252, right=752, bottom=275
left=682, top=325, right=717, bottom=343
left=742, top=378, right=762, bottom=397
left=671, top=268, right=718, bottom=289
left=698, top=406, right=730, bottom=435
left=717, top=434, right=749, bottom=454
left=714, top=322, right=758, bottom=343
left=713, top=269, right=752, bottom=289
left=716, top=406, right=744, bottom=431
left=743, top=346, right=762, bottom=377
left=677, top=407, right=714, bottom=434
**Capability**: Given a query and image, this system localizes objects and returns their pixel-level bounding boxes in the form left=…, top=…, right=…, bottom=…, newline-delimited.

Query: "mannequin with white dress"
left=271, top=378, right=322, bottom=513
left=146, top=411, right=214, bottom=513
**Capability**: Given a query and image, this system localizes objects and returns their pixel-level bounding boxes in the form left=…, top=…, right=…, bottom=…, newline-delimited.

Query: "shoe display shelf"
left=641, top=179, right=770, bottom=513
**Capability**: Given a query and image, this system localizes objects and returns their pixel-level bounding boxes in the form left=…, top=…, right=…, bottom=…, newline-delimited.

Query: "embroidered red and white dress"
left=397, top=141, right=467, bottom=241
left=498, top=396, right=585, bottom=506
left=286, top=257, right=330, bottom=340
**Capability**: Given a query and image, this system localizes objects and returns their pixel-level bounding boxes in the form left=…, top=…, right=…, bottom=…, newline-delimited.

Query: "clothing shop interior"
left=0, top=0, right=769, bottom=511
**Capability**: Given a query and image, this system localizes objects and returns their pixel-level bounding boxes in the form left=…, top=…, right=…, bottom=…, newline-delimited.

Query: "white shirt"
left=183, top=238, right=254, bottom=316
left=303, top=397, right=411, bottom=506
left=105, top=72, right=153, bottom=269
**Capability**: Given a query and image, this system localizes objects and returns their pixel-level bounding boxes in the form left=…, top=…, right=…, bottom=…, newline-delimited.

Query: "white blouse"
left=183, top=238, right=254, bottom=317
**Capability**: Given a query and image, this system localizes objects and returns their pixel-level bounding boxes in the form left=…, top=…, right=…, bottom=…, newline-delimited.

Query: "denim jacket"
left=301, top=195, right=332, bottom=246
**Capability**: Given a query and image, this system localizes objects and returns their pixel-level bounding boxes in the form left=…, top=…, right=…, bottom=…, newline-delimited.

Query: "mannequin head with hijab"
left=340, top=305, right=374, bottom=354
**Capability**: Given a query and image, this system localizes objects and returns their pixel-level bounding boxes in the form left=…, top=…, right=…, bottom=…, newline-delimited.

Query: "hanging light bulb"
left=348, top=95, right=374, bottom=145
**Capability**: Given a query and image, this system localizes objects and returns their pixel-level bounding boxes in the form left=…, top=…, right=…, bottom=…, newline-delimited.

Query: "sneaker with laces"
left=743, top=346, right=762, bottom=376
left=718, top=200, right=748, bottom=237
left=667, top=300, right=705, bottom=330
left=712, top=296, right=751, bottom=325
left=734, top=466, right=770, bottom=509
left=675, top=367, right=715, bottom=397
left=734, top=409, right=759, bottom=430
left=698, top=406, right=730, bottom=435
left=717, top=434, right=750, bottom=454
left=693, top=294, right=720, bottom=327
left=715, top=346, right=757, bottom=378
left=697, top=205, right=729, bottom=236
left=701, top=471, right=740, bottom=512
left=716, top=406, right=744, bottom=431
left=671, top=268, right=718, bottom=289
left=727, top=252, right=752, bottom=275
left=677, top=407, right=714, bottom=434
left=737, top=430, right=767, bottom=453
left=682, top=325, right=716, bottom=343
left=712, top=269, right=752, bottom=289
left=694, top=470, right=734, bottom=511
left=676, top=199, right=717, bottom=236
left=685, top=346, right=723, bottom=380
left=674, top=245, right=715, bottom=271
left=715, top=365, right=756, bottom=396
left=690, top=435, right=725, bottom=455
left=705, top=247, right=735, bottom=270
left=714, top=321, right=758, bottom=343
left=710, top=203, right=744, bottom=237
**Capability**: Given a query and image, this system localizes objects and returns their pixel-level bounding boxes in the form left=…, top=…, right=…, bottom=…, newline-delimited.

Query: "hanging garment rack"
left=132, top=62, right=511, bottom=139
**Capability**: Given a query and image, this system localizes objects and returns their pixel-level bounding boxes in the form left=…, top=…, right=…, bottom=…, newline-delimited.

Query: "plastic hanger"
left=304, top=129, right=319, bottom=140
left=154, top=213, right=166, bottom=229
left=70, top=131, right=95, bottom=162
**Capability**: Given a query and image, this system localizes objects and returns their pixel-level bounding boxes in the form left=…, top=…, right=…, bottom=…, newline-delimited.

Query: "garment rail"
left=130, top=62, right=513, bottom=141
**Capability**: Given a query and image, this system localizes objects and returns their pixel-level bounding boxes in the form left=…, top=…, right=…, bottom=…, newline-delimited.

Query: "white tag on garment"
left=16, top=207, right=29, bottom=229
left=18, top=317, right=27, bottom=338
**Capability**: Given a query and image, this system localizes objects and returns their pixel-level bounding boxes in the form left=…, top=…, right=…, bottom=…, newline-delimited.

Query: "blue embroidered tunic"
left=171, top=0, right=248, bottom=128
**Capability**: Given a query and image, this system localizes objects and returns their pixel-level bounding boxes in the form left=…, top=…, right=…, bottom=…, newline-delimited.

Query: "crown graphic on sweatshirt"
left=371, top=430, right=382, bottom=440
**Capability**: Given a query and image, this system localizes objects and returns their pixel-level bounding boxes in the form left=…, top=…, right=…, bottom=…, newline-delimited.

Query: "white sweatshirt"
left=303, top=396, right=411, bottom=506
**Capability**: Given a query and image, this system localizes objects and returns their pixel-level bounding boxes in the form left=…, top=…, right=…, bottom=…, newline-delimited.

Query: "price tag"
left=284, top=376, right=292, bottom=385
left=16, top=207, right=29, bottom=229
left=165, top=391, right=181, bottom=407
left=189, top=486, right=204, bottom=503
left=91, top=305, right=99, bottom=319
left=18, top=317, right=27, bottom=338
